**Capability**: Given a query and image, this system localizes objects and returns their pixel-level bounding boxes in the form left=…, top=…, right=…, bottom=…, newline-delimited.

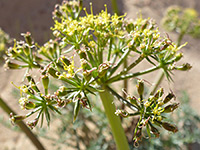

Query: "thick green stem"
left=99, top=86, right=130, bottom=150
left=0, top=97, right=45, bottom=150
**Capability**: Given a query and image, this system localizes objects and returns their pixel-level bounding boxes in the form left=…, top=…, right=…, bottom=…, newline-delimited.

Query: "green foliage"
left=0, top=28, right=11, bottom=60
left=162, top=6, right=200, bottom=38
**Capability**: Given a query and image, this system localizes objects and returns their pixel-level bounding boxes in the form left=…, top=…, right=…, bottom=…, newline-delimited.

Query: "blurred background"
left=0, top=0, right=200, bottom=149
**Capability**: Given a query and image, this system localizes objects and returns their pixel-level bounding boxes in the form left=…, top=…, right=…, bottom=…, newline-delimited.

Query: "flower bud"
left=21, top=32, right=32, bottom=46
left=27, top=118, right=39, bottom=129
left=175, top=63, right=192, bottom=71
left=162, top=122, right=178, bottom=133
left=42, top=75, right=49, bottom=92
left=10, top=113, right=26, bottom=124
left=163, top=92, right=175, bottom=104
left=150, top=125, right=160, bottom=138
left=137, top=80, right=144, bottom=96
left=163, top=103, right=179, bottom=113
left=98, top=62, right=110, bottom=77
left=4, top=60, right=20, bottom=69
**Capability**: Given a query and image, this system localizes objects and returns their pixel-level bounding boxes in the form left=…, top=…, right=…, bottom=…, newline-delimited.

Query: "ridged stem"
left=99, top=86, right=130, bottom=150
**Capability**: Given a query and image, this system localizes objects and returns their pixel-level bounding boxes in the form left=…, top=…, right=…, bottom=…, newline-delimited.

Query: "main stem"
left=99, top=86, right=130, bottom=150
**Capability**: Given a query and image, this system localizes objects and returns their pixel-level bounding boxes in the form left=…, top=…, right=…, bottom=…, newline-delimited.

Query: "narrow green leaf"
left=45, top=109, right=50, bottom=126
left=146, top=123, right=151, bottom=138
left=73, top=99, right=80, bottom=122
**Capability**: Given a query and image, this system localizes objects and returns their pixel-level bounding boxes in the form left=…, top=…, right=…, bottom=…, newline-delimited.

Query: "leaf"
left=48, top=105, right=61, bottom=115
left=146, top=123, right=151, bottom=138
left=45, top=108, right=51, bottom=126
left=40, top=112, right=44, bottom=128
left=73, top=99, right=80, bottom=122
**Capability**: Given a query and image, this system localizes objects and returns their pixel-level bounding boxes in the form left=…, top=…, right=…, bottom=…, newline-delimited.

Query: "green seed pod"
left=10, top=113, right=26, bottom=124
left=162, top=122, right=178, bottom=133
left=21, top=32, right=32, bottom=46
left=60, top=56, right=71, bottom=66
left=8, top=47, right=18, bottom=58
left=137, top=80, right=144, bottom=96
left=25, top=101, right=36, bottom=110
left=48, top=67, right=59, bottom=79
left=150, top=125, right=160, bottom=138
left=163, top=103, right=179, bottom=113
left=163, top=92, right=175, bottom=104
left=5, top=60, right=20, bottom=69
left=175, top=63, right=192, bottom=71
left=42, top=75, right=49, bottom=94
left=73, top=99, right=80, bottom=122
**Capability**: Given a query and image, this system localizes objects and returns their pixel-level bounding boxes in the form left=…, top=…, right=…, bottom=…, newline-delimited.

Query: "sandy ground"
left=0, top=0, right=200, bottom=149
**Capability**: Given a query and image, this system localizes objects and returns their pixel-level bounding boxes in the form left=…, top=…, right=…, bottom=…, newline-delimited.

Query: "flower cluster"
left=162, top=6, right=200, bottom=38
left=5, top=0, right=191, bottom=146
left=115, top=80, right=179, bottom=146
